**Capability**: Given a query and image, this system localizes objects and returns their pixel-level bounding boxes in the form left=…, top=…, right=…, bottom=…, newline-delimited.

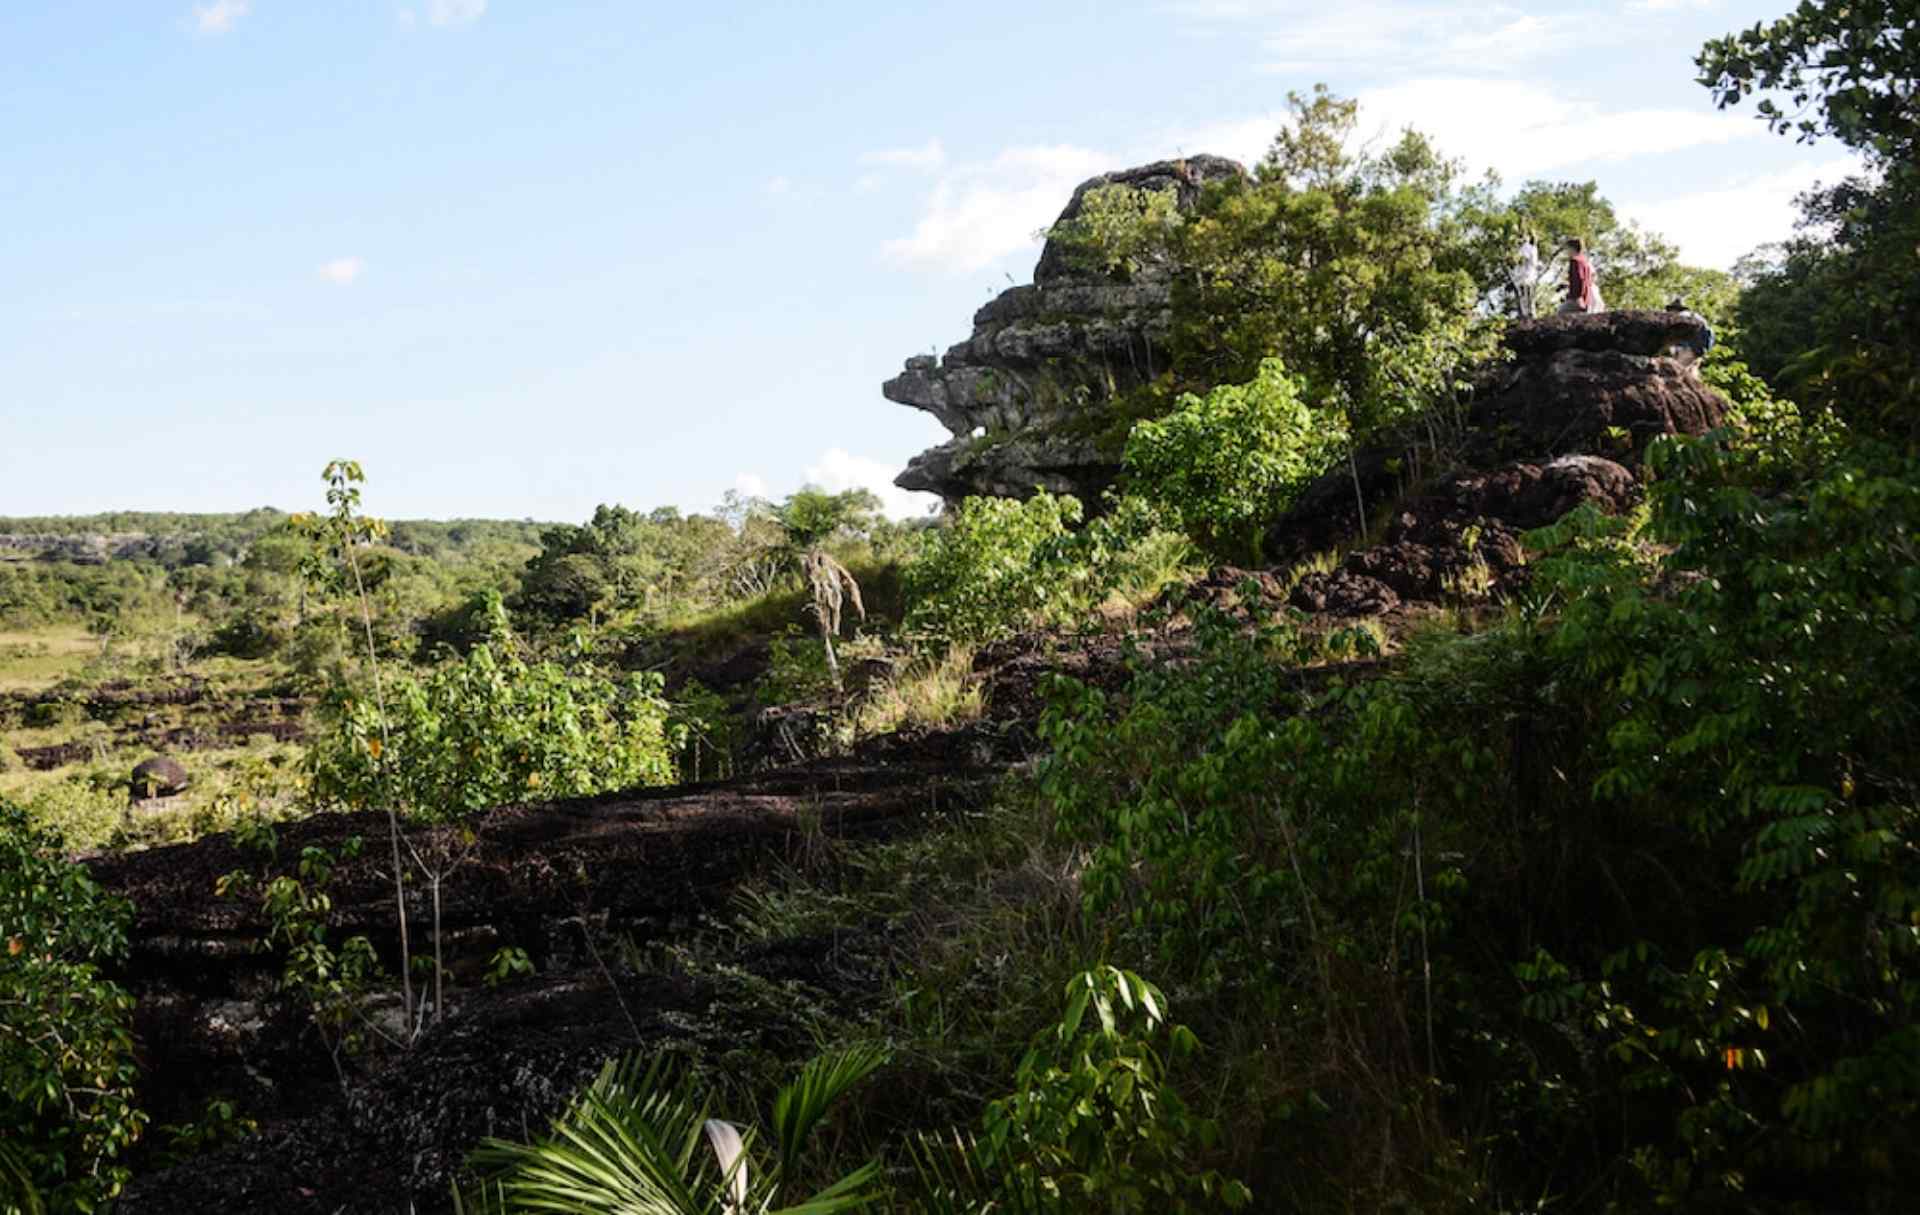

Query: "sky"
left=0, top=1, right=1856, bottom=523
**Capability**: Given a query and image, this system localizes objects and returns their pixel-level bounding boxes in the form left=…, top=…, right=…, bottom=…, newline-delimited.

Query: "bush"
left=903, top=493, right=1083, bottom=646
left=1122, top=357, right=1346, bottom=563
left=307, top=606, right=678, bottom=820
left=0, top=801, right=145, bottom=1210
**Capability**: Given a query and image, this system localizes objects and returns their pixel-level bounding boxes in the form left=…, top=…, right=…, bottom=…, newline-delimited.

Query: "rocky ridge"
left=884, top=155, right=1246, bottom=506
left=1266, top=309, right=1727, bottom=616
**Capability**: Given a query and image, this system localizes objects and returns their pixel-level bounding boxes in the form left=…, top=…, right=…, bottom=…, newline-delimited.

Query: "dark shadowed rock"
left=130, top=755, right=190, bottom=800
left=1289, top=569, right=1402, bottom=616
left=1502, top=309, right=1714, bottom=359
left=1279, top=454, right=1642, bottom=615
left=1428, top=454, right=1640, bottom=530
left=1269, top=311, right=1726, bottom=573
left=885, top=155, right=1248, bottom=506
left=1471, top=312, right=1728, bottom=460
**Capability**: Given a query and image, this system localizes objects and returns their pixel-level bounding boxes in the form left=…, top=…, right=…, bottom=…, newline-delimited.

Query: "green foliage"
left=307, top=608, right=677, bottom=821
left=1165, top=87, right=1494, bottom=443
left=463, top=1046, right=887, bottom=1214
left=1698, top=0, right=1919, bottom=161
left=904, top=493, right=1083, bottom=646
left=1123, top=358, right=1345, bottom=562
left=911, top=967, right=1249, bottom=1214
left=484, top=946, right=534, bottom=987
left=1519, top=429, right=1920, bottom=1206
left=1729, top=168, right=1920, bottom=443
left=0, top=801, right=144, bottom=1212
left=217, top=826, right=383, bottom=1074
left=1043, top=183, right=1182, bottom=279
left=1701, top=0, right=1920, bottom=444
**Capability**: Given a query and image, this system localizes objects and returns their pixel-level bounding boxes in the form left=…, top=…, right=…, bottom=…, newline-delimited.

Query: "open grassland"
left=0, top=625, right=99, bottom=691
left=1, top=623, right=310, bottom=850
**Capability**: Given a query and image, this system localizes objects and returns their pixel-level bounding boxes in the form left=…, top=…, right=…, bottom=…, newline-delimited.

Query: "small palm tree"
left=773, top=489, right=879, bottom=695
left=457, top=1044, right=887, bottom=1215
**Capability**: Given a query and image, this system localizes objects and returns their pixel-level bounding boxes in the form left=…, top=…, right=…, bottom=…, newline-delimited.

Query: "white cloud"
left=881, top=144, right=1112, bottom=273
left=733, top=472, right=769, bottom=499
left=862, top=138, right=947, bottom=172
left=765, top=175, right=793, bottom=196
left=1626, top=157, right=1855, bottom=269
left=1170, top=2, right=1577, bottom=73
left=1629, top=0, right=1716, bottom=10
left=191, top=0, right=249, bottom=35
left=317, top=256, right=366, bottom=286
left=427, top=0, right=486, bottom=27
left=1352, top=78, right=1765, bottom=182
left=805, top=448, right=940, bottom=519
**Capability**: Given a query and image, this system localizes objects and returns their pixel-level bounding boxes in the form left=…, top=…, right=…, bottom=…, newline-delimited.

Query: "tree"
left=1699, top=0, right=1920, bottom=443
left=1123, top=358, right=1346, bottom=563
left=0, top=802, right=144, bottom=1211
left=1697, top=0, right=1919, bottom=161
left=771, top=489, right=880, bottom=693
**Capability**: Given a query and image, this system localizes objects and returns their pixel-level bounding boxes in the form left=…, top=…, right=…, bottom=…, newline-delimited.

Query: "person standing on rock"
left=1666, top=298, right=1714, bottom=364
left=1510, top=228, right=1541, bottom=318
left=1558, top=237, right=1604, bottom=314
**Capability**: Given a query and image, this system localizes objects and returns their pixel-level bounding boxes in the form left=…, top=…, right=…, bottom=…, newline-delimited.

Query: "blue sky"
left=0, top=1, right=1853, bottom=522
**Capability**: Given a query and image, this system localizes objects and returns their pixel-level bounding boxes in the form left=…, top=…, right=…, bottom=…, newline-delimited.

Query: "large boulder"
left=1268, top=311, right=1729, bottom=566
left=131, top=755, right=191, bottom=801
left=884, top=155, right=1247, bottom=506
left=1472, top=311, right=1728, bottom=459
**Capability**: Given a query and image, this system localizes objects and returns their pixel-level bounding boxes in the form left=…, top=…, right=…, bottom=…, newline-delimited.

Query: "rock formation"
left=884, top=155, right=1246, bottom=506
left=130, top=755, right=191, bottom=802
left=1267, top=310, right=1728, bottom=616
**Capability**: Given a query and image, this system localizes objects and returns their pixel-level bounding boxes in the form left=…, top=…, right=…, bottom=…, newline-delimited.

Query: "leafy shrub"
left=0, top=801, right=144, bottom=1211
left=903, top=493, right=1083, bottom=646
left=1122, top=358, right=1346, bottom=563
left=910, top=967, right=1250, bottom=1213
left=1515, top=430, right=1920, bottom=1206
left=307, top=606, right=677, bottom=821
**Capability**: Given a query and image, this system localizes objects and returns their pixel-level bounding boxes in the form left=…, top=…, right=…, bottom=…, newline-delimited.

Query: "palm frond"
left=903, top=1129, right=1054, bottom=1215
left=770, top=1043, right=888, bottom=1181
left=470, top=1056, right=722, bottom=1215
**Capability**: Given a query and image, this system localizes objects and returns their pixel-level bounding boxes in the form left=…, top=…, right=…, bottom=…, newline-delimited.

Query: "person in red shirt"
left=1558, top=237, right=1604, bottom=314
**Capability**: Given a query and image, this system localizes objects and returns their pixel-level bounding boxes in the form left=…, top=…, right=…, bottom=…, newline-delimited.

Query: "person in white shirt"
left=1510, top=228, right=1541, bottom=318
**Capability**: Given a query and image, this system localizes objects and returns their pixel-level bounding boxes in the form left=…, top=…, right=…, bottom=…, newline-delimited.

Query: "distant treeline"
left=0, top=509, right=555, bottom=569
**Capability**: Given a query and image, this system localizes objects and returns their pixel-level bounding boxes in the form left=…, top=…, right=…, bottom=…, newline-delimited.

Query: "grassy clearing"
left=1, top=733, right=306, bottom=852
left=0, top=626, right=99, bottom=691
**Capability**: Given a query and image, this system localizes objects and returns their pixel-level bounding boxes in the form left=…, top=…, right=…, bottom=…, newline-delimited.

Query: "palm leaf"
left=470, top=1056, right=721, bottom=1215
left=903, top=1129, right=1054, bottom=1215
left=770, top=1043, right=888, bottom=1181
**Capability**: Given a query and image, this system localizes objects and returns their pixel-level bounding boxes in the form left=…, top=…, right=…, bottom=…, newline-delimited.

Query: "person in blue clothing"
left=1666, top=297, right=1714, bottom=364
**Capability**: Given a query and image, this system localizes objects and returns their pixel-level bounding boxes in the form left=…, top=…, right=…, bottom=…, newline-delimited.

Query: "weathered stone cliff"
left=884, top=155, right=1246, bottom=506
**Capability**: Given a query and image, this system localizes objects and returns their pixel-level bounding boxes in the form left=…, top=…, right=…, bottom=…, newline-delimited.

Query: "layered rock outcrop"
left=885, top=155, right=1246, bottom=505
left=1266, top=310, right=1728, bottom=616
